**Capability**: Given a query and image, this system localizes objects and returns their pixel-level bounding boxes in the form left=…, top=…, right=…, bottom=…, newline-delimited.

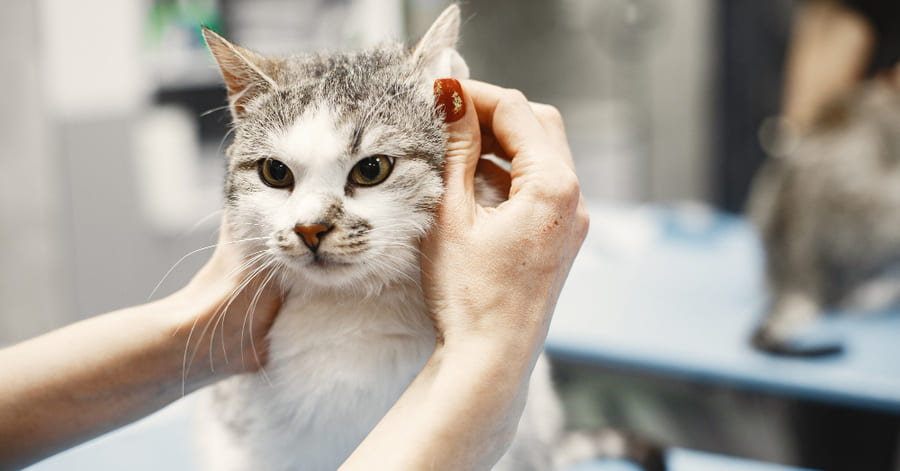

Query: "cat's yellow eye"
left=350, top=155, right=394, bottom=186
left=258, top=158, right=294, bottom=188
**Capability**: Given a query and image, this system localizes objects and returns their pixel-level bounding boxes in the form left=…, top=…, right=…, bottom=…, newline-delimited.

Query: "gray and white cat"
left=194, top=6, right=662, bottom=470
left=747, top=79, right=900, bottom=356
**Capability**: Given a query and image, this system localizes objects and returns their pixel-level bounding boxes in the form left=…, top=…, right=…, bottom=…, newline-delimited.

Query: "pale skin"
left=0, top=227, right=283, bottom=470
left=781, top=0, right=875, bottom=129
left=0, top=80, right=589, bottom=471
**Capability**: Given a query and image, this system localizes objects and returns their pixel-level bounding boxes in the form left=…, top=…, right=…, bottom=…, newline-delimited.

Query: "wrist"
left=429, top=335, right=535, bottom=415
left=156, top=288, right=230, bottom=393
left=342, top=336, right=533, bottom=471
left=162, top=261, right=281, bottom=386
left=420, top=339, right=534, bottom=466
left=433, top=300, right=550, bottom=373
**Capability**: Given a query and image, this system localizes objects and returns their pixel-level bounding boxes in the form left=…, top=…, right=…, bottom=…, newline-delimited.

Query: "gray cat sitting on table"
left=748, top=78, right=900, bottom=356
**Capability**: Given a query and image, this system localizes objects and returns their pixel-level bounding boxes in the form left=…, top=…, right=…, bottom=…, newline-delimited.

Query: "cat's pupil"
left=268, top=160, right=288, bottom=181
left=358, top=158, right=381, bottom=180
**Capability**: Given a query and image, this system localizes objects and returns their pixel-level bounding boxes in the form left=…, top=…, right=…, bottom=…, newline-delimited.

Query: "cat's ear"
left=412, top=4, right=469, bottom=82
left=202, top=27, right=277, bottom=119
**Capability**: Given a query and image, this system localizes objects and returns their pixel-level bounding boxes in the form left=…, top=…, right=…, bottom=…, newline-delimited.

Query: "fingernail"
left=433, top=78, right=465, bottom=123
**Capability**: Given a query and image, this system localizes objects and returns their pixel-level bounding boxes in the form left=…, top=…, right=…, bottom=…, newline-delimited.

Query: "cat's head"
left=204, top=5, right=468, bottom=293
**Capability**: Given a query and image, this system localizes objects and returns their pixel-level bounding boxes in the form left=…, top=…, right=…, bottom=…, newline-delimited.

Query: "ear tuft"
left=202, top=27, right=277, bottom=119
left=412, top=4, right=469, bottom=82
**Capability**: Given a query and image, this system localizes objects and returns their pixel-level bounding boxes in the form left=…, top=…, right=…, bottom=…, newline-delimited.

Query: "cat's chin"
left=296, top=255, right=358, bottom=277
left=308, top=253, right=353, bottom=268
left=281, top=255, right=412, bottom=294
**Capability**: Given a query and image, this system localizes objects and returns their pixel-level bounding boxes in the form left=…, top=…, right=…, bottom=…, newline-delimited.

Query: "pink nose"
left=293, top=223, right=332, bottom=252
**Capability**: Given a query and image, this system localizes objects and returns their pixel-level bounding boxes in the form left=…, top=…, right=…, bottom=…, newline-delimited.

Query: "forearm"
left=0, top=295, right=211, bottom=469
left=341, top=338, right=534, bottom=471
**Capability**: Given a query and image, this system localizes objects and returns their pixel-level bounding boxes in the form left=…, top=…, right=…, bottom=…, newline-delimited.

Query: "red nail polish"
left=433, top=78, right=465, bottom=123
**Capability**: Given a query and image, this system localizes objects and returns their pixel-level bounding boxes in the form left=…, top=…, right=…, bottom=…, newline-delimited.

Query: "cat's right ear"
left=202, top=27, right=277, bottom=119
left=412, top=4, right=469, bottom=83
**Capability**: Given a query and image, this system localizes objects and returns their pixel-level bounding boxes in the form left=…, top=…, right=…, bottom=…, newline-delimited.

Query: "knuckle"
left=501, top=88, right=529, bottom=105
left=575, top=201, right=590, bottom=239
left=556, top=169, right=582, bottom=198
left=533, top=103, right=564, bottom=128
left=531, top=168, right=582, bottom=208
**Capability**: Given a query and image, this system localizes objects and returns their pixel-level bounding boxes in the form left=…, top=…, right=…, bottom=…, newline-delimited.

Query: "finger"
left=462, top=80, right=575, bottom=172
left=434, top=78, right=480, bottom=221
left=528, top=103, right=572, bottom=167
left=462, top=80, right=547, bottom=164
left=482, top=103, right=572, bottom=168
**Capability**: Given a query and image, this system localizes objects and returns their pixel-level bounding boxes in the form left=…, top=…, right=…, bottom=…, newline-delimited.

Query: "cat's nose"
left=293, top=223, right=333, bottom=252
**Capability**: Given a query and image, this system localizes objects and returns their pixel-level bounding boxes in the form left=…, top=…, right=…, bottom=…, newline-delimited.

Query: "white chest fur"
left=196, top=282, right=435, bottom=471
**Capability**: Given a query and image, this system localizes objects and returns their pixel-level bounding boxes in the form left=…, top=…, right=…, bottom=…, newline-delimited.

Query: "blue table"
left=26, top=396, right=815, bottom=471
left=546, top=204, right=900, bottom=413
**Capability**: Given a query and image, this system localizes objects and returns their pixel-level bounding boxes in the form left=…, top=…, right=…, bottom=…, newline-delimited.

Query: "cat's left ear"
left=412, top=4, right=469, bottom=82
left=202, top=27, right=278, bottom=120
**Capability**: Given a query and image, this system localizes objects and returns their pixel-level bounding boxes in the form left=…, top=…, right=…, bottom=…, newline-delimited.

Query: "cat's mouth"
left=308, top=253, right=353, bottom=268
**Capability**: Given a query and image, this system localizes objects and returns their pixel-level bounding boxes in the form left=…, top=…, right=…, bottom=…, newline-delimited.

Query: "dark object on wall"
left=843, top=0, right=900, bottom=73
left=712, top=0, right=793, bottom=213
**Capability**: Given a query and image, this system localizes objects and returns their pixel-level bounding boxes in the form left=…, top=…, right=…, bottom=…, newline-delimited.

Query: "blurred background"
left=3, top=1, right=900, bottom=470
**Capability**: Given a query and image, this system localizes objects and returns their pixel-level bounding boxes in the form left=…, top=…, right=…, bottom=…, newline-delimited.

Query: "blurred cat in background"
left=748, top=73, right=900, bottom=356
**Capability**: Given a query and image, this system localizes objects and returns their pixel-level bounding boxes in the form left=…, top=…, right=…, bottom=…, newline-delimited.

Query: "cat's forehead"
left=229, top=45, right=446, bottom=172
left=241, top=49, right=417, bottom=129
left=271, top=107, right=348, bottom=168
left=281, top=46, right=415, bottom=107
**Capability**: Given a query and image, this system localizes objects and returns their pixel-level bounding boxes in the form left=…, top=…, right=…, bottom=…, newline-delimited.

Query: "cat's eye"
left=258, top=158, right=294, bottom=188
left=349, top=155, right=394, bottom=186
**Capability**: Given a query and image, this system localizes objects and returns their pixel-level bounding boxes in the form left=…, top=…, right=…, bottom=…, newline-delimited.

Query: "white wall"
left=0, top=1, right=68, bottom=343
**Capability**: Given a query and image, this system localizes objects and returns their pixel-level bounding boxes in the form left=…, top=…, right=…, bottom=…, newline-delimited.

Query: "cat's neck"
left=277, top=275, right=433, bottom=339
left=282, top=273, right=423, bottom=302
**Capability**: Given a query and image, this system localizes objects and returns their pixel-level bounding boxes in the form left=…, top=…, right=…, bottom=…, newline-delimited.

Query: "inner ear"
left=411, top=4, right=470, bottom=83
left=202, top=27, right=278, bottom=119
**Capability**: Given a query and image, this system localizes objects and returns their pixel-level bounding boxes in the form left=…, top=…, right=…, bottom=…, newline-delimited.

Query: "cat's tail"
left=554, top=428, right=667, bottom=471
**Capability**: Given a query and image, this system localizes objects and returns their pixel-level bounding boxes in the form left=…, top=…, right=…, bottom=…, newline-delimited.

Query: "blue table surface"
left=546, top=204, right=900, bottom=413
left=27, top=396, right=817, bottom=471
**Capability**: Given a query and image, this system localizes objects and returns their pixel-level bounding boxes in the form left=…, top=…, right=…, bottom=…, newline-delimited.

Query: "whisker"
left=208, top=257, right=274, bottom=370
left=365, top=253, right=419, bottom=286
left=201, top=104, right=231, bottom=117
left=244, top=264, right=281, bottom=380
left=153, top=237, right=270, bottom=303
left=181, top=251, right=272, bottom=389
left=180, top=313, right=204, bottom=396
left=218, top=127, right=237, bottom=155
left=229, top=254, right=277, bottom=362
left=185, top=209, right=224, bottom=235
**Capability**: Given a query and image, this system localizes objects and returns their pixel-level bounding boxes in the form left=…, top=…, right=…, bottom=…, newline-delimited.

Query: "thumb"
left=434, top=78, right=480, bottom=219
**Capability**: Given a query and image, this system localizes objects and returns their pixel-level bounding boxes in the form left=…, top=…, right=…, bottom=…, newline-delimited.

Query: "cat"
left=193, top=5, right=664, bottom=470
left=747, top=78, right=900, bottom=356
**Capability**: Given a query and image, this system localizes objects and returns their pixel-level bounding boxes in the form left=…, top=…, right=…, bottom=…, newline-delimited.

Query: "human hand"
left=422, top=78, right=589, bottom=378
left=341, top=80, right=588, bottom=471
left=168, top=217, right=282, bottom=389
